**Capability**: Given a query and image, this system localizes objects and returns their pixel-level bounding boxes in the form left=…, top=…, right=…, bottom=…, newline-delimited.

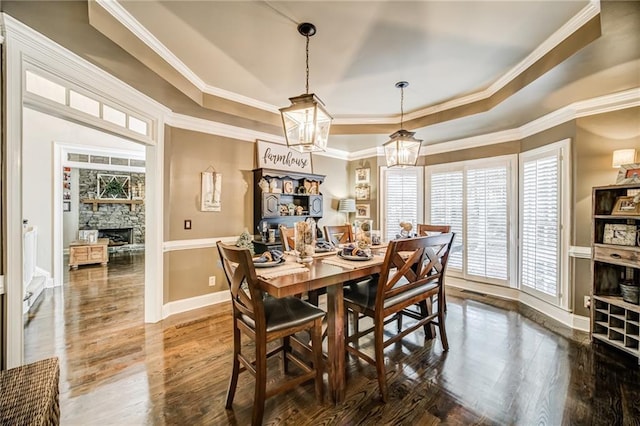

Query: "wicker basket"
left=620, top=283, right=640, bottom=305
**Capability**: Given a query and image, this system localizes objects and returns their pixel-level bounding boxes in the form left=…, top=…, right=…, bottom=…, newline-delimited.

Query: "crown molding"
left=165, top=112, right=284, bottom=144
left=95, top=0, right=281, bottom=113
left=346, top=87, right=640, bottom=159
left=96, top=0, right=601, bottom=126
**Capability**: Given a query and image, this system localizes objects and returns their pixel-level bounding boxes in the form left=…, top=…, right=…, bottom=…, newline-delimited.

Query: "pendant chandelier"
left=280, top=22, right=332, bottom=153
left=383, top=81, right=422, bottom=167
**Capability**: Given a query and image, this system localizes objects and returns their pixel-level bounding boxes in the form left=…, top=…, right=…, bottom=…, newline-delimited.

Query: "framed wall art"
left=355, top=168, right=370, bottom=184
left=355, top=203, right=370, bottom=219
left=355, top=185, right=370, bottom=201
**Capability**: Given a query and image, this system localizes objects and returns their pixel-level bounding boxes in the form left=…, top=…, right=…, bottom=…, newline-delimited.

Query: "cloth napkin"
left=256, top=261, right=310, bottom=279
left=322, top=254, right=384, bottom=270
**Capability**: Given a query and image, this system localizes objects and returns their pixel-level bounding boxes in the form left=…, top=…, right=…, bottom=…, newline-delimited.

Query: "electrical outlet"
left=584, top=295, right=591, bottom=309
left=208, top=276, right=216, bottom=287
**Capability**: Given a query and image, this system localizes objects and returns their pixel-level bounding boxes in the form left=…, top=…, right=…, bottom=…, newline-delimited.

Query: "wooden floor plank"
left=24, top=253, right=640, bottom=425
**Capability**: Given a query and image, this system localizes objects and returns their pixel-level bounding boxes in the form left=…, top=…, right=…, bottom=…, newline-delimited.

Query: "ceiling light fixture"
left=280, top=22, right=332, bottom=153
left=383, top=81, right=422, bottom=168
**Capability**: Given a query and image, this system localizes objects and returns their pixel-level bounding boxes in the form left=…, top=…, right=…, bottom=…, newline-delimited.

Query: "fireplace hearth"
left=98, top=228, right=133, bottom=246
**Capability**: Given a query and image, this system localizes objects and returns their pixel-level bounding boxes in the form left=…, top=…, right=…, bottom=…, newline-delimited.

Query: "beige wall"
left=572, top=107, right=640, bottom=316
left=163, top=127, right=255, bottom=302
left=163, top=127, right=350, bottom=302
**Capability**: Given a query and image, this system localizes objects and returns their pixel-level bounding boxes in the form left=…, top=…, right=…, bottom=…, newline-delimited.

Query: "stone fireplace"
left=98, top=228, right=133, bottom=246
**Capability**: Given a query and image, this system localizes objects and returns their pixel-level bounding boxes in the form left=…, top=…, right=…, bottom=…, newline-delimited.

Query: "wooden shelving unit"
left=81, top=198, right=144, bottom=212
left=591, top=183, right=640, bottom=364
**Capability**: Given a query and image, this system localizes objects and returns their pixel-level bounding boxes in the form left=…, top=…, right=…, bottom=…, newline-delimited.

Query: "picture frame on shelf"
left=355, top=184, right=370, bottom=201
left=615, top=163, right=640, bottom=184
left=355, top=203, right=370, bottom=219
left=355, top=168, right=370, bottom=184
left=63, top=201, right=71, bottom=212
left=603, top=224, right=637, bottom=246
left=611, top=195, right=640, bottom=216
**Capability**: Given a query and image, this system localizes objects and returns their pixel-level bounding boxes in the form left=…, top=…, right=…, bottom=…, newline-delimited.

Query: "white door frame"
left=3, top=14, right=167, bottom=367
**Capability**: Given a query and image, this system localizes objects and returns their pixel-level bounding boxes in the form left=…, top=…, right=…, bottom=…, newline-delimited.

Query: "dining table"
left=254, top=246, right=387, bottom=404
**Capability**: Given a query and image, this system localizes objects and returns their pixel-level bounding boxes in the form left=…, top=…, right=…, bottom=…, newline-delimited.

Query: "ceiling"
left=93, top=1, right=640, bottom=153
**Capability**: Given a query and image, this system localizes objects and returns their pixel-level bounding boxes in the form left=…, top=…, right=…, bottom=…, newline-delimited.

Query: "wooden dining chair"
left=324, top=225, right=354, bottom=246
left=343, top=233, right=454, bottom=402
left=415, top=224, right=452, bottom=313
left=278, top=224, right=295, bottom=251
left=417, top=223, right=451, bottom=235
left=216, top=242, right=325, bottom=426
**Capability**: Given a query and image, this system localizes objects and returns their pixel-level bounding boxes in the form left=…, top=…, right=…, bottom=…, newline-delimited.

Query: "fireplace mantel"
left=81, top=198, right=143, bottom=212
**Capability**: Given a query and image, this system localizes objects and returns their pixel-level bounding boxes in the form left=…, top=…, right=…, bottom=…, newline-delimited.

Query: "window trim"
left=425, top=154, right=518, bottom=287
left=518, top=139, right=571, bottom=310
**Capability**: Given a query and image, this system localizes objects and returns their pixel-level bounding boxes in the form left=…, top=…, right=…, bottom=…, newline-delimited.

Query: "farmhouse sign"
left=256, top=140, right=313, bottom=173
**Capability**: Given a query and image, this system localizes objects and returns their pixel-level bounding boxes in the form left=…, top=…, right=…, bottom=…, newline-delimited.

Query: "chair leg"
left=225, top=321, right=241, bottom=409
left=311, top=318, right=324, bottom=403
left=441, top=287, right=447, bottom=313
left=419, top=300, right=435, bottom=339
left=374, top=320, right=388, bottom=402
left=351, top=310, right=359, bottom=348
left=438, top=295, right=449, bottom=352
left=252, top=335, right=267, bottom=426
left=396, top=312, right=403, bottom=332
left=307, top=290, right=319, bottom=306
left=282, top=336, right=291, bottom=374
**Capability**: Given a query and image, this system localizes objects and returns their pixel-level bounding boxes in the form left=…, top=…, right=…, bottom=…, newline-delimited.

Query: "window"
left=429, top=170, right=463, bottom=269
left=427, top=155, right=516, bottom=285
left=380, top=167, right=423, bottom=242
left=519, top=140, right=570, bottom=308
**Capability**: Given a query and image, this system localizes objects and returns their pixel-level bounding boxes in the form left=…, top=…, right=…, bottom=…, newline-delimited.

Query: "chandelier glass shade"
left=383, top=81, right=422, bottom=167
left=280, top=23, right=332, bottom=153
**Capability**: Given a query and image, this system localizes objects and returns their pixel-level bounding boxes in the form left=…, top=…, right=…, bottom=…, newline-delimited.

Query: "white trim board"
left=162, top=291, right=230, bottom=319
left=2, top=13, right=166, bottom=368
left=447, top=277, right=590, bottom=332
left=163, top=236, right=237, bottom=252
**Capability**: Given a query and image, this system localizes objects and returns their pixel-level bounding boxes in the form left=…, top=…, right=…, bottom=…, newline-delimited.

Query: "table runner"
left=256, top=261, right=310, bottom=279
left=322, top=254, right=384, bottom=270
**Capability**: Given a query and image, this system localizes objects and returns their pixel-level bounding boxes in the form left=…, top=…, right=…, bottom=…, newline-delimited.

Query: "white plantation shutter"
left=382, top=167, right=423, bottom=242
left=430, top=171, right=464, bottom=270
left=427, top=156, right=515, bottom=285
left=520, top=155, right=559, bottom=297
left=466, top=166, right=508, bottom=280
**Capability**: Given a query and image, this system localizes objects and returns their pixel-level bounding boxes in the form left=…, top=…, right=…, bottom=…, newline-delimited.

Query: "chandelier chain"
left=400, top=85, right=404, bottom=129
left=305, top=34, right=310, bottom=94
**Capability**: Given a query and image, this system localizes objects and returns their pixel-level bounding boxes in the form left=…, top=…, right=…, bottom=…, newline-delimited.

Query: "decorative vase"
left=294, top=219, right=316, bottom=263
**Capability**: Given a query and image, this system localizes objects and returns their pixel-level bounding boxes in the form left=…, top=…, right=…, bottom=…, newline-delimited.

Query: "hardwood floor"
left=24, top=253, right=640, bottom=425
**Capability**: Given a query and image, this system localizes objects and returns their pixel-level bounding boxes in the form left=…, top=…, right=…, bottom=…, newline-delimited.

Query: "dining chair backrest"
left=417, top=224, right=451, bottom=236
left=324, top=225, right=354, bottom=246
left=278, top=225, right=295, bottom=251
left=216, top=242, right=266, bottom=330
left=375, top=233, right=454, bottom=310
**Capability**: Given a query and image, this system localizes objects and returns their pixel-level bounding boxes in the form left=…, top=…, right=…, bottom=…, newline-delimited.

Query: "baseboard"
left=35, top=267, right=55, bottom=288
left=448, top=277, right=590, bottom=332
left=162, top=290, right=230, bottom=319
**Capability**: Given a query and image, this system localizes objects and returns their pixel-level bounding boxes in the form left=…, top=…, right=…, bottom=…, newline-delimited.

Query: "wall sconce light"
left=280, top=23, right=332, bottom=153
left=612, top=149, right=636, bottom=168
left=383, top=81, right=422, bottom=168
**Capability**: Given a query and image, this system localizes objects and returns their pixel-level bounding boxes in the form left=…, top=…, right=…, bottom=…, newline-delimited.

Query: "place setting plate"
left=253, top=257, right=286, bottom=268
left=337, top=252, right=373, bottom=261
